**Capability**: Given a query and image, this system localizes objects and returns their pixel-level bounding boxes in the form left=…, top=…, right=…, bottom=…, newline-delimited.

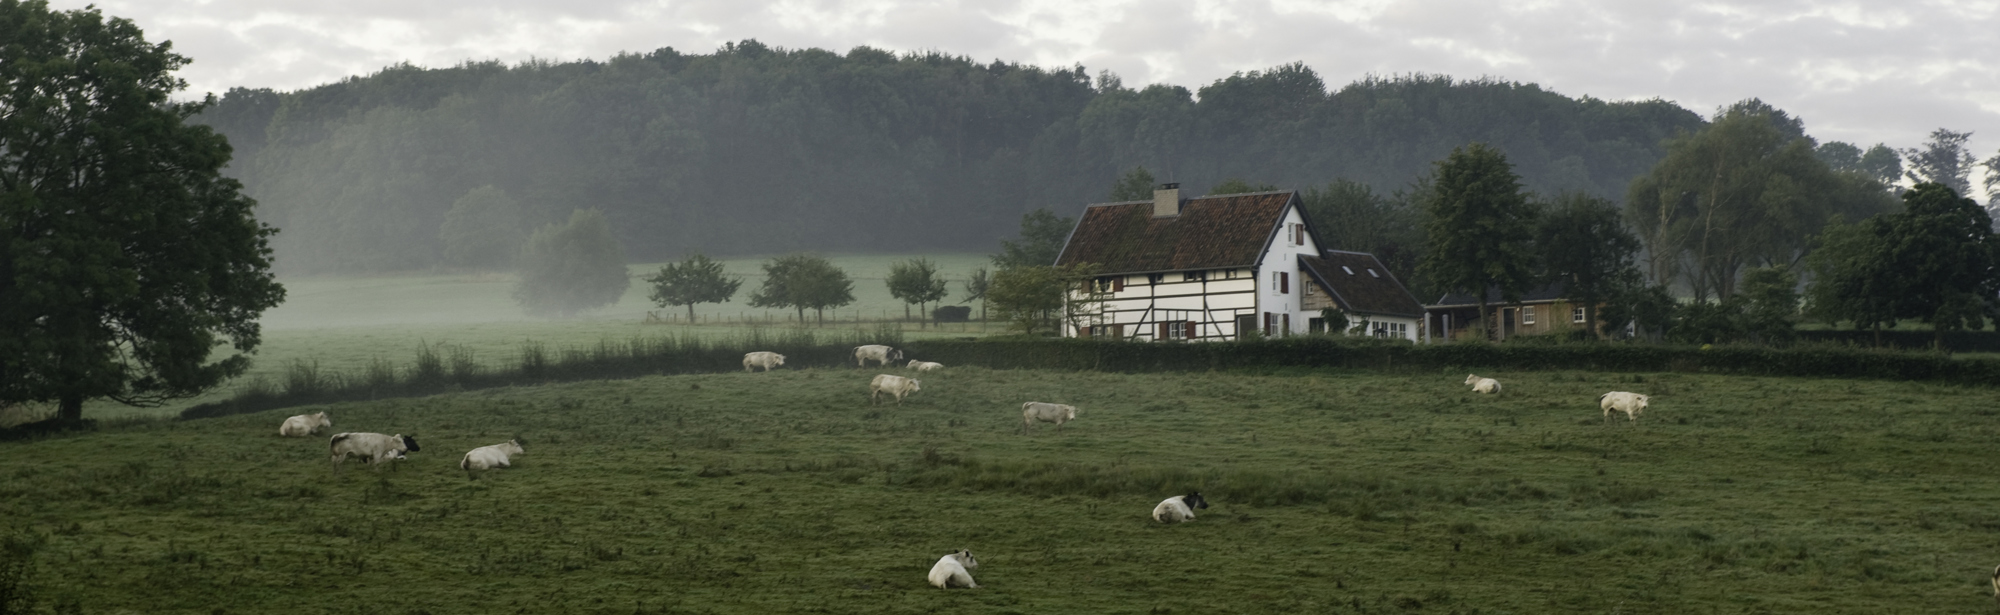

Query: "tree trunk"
left=1477, top=295, right=1492, bottom=342
left=796, top=306, right=806, bottom=325
left=58, top=393, right=83, bottom=423
left=686, top=303, right=697, bottom=322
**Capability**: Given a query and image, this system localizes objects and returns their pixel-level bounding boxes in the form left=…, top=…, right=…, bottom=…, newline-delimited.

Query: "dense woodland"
left=198, top=41, right=1721, bottom=274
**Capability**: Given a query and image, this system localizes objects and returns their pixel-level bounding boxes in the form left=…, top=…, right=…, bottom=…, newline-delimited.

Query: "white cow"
left=743, top=351, right=786, bottom=372
left=907, top=360, right=944, bottom=372
left=329, top=432, right=420, bottom=470
left=460, top=439, right=525, bottom=479
left=278, top=412, right=331, bottom=437
left=1020, top=402, right=1078, bottom=434
left=1152, top=492, right=1210, bottom=524
left=1465, top=374, right=1502, bottom=394
left=927, top=550, right=979, bottom=589
left=869, top=374, right=921, bottom=405
left=1599, top=391, right=1650, bottom=423
left=854, top=345, right=904, bottom=367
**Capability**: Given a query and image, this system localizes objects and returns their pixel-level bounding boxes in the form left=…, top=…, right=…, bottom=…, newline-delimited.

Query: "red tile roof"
left=1055, top=191, right=1297, bottom=273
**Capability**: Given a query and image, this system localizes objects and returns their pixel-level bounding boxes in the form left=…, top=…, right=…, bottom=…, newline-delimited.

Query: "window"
left=1148, top=273, right=1165, bottom=285
left=1289, top=223, right=1306, bottom=246
left=1160, top=320, right=1195, bottom=340
left=1091, top=276, right=1124, bottom=293
left=1366, top=268, right=1379, bottom=278
left=1341, top=266, right=1354, bottom=275
left=1573, top=306, right=1587, bottom=323
left=1264, top=312, right=1276, bottom=336
left=1372, top=322, right=1408, bottom=338
left=1522, top=306, right=1536, bottom=324
left=1184, top=270, right=1206, bottom=282
left=1273, top=271, right=1289, bottom=294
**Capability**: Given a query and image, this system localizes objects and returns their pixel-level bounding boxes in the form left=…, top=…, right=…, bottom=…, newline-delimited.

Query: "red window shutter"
left=1264, top=312, right=1274, bottom=334
left=1185, top=320, right=1196, bottom=339
left=1080, top=326, right=1091, bottom=338
left=1112, top=277, right=1124, bottom=292
left=1280, top=272, right=1289, bottom=294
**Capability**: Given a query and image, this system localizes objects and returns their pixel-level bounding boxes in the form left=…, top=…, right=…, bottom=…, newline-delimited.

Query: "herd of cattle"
left=271, top=346, right=1655, bottom=591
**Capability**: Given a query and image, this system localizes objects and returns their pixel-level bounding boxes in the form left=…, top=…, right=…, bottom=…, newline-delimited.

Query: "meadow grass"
left=7, top=367, right=2000, bottom=613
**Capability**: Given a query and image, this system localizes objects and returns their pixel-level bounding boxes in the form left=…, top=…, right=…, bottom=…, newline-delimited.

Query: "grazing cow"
left=927, top=550, right=979, bottom=589
left=853, top=345, right=904, bottom=367
left=1599, top=391, right=1650, bottom=423
left=743, top=351, right=786, bottom=372
left=908, top=360, right=944, bottom=372
left=329, top=432, right=420, bottom=470
left=460, top=440, right=525, bottom=479
left=1464, top=374, right=1502, bottom=394
left=1991, top=564, right=1999, bottom=604
left=869, top=374, right=921, bottom=405
left=1153, top=492, right=1210, bottom=524
left=1020, top=402, right=1078, bottom=434
left=279, top=412, right=332, bottom=437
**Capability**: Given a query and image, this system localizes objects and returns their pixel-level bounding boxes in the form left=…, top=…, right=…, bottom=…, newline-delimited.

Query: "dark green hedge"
left=1794, top=329, right=2000, bottom=353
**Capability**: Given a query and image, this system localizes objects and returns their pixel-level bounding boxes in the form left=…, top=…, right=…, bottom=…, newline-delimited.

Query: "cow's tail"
left=1597, top=392, right=1609, bottom=401
left=329, top=433, right=351, bottom=453
left=459, top=454, right=470, bottom=471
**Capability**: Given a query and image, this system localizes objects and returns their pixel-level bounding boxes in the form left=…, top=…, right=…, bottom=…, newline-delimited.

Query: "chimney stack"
left=1152, top=183, right=1181, bottom=217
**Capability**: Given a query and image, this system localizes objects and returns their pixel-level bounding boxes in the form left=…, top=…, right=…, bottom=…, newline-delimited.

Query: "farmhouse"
left=1054, top=184, right=1422, bottom=342
left=1426, top=281, right=1604, bottom=341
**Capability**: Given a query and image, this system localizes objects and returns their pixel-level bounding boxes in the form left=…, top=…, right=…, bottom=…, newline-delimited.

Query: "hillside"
left=197, top=41, right=1707, bottom=274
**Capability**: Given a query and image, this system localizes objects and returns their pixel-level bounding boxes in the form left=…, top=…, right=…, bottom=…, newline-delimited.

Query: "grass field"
left=63, top=254, right=997, bottom=420
left=7, top=367, right=2000, bottom=613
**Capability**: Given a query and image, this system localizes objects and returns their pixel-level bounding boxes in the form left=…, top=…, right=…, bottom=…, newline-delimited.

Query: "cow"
left=853, top=345, right=903, bottom=367
left=460, top=439, right=525, bottom=479
left=907, top=360, right=944, bottom=372
left=1020, top=402, right=1078, bottom=434
left=869, top=374, right=921, bottom=405
left=1464, top=374, right=1502, bottom=394
left=1153, top=492, right=1210, bottom=524
left=279, top=412, right=331, bottom=437
left=1599, top=391, right=1650, bottom=423
left=743, top=351, right=786, bottom=372
left=329, top=432, right=420, bottom=471
left=927, top=550, right=979, bottom=589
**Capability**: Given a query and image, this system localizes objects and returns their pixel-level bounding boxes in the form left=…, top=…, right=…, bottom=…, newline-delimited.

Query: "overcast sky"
left=57, top=0, right=2000, bottom=189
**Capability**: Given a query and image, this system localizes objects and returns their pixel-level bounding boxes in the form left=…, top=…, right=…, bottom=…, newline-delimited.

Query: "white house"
left=1054, top=183, right=1422, bottom=342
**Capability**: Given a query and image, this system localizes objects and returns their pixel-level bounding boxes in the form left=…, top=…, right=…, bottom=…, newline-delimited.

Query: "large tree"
left=885, top=258, right=949, bottom=327
left=645, top=253, right=741, bottom=321
left=1901, top=128, right=1977, bottom=197
left=748, top=254, right=854, bottom=325
left=1535, top=193, right=1642, bottom=338
left=1805, top=184, right=2000, bottom=350
left=992, top=208, right=1076, bottom=270
left=1625, top=100, right=1893, bottom=300
left=1418, top=143, right=1539, bottom=340
left=0, top=1, right=286, bottom=422
left=513, top=209, right=631, bottom=317
left=1301, top=178, right=1425, bottom=290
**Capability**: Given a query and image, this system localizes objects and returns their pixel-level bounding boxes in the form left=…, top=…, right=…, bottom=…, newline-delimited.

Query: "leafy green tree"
left=645, top=253, right=741, bottom=321
left=1901, top=129, right=1977, bottom=197
left=1816, top=141, right=1901, bottom=185
left=513, top=209, right=631, bottom=317
left=1981, top=149, right=2000, bottom=214
left=1802, top=216, right=1899, bottom=342
left=993, top=208, right=1076, bottom=269
left=1535, top=193, right=1642, bottom=338
left=748, top=254, right=854, bottom=325
left=439, top=185, right=527, bottom=269
left=1625, top=101, right=1892, bottom=300
left=1419, top=143, right=1539, bottom=340
left=1108, top=167, right=1156, bottom=201
left=0, top=1, right=286, bottom=422
left=962, top=267, right=991, bottom=322
left=1206, top=178, right=1278, bottom=195
left=987, top=266, right=1064, bottom=335
left=1806, top=184, right=2000, bottom=350
left=1736, top=265, right=1800, bottom=345
left=886, top=258, right=950, bottom=327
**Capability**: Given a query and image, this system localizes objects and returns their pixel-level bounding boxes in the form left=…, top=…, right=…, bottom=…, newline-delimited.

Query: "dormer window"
left=1341, top=266, right=1354, bottom=275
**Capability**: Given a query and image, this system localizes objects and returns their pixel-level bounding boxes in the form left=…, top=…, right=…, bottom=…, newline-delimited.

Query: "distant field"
left=7, top=368, right=2000, bottom=613
left=70, top=254, right=997, bottom=420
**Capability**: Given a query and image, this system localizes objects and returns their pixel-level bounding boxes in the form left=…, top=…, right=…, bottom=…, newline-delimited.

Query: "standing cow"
left=1020, top=402, right=1078, bottom=434
left=869, top=374, right=921, bottom=405
left=1599, top=391, right=1650, bottom=423
left=854, top=345, right=903, bottom=367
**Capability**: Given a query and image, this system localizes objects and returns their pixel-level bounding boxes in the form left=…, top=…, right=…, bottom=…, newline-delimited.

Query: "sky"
left=56, top=0, right=2000, bottom=191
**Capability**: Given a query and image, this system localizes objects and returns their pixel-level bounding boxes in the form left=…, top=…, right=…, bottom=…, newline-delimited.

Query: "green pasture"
left=7, top=367, right=2000, bottom=613
left=67, top=254, right=996, bottom=420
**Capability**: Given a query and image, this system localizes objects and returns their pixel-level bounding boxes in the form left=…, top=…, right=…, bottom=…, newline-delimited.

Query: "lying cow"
left=1464, top=374, right=1501, bottom=394
left=330, top=432, right=420, bottom=471
left=869, top=374, right=921, bottom=405
left=1153, top=492, right=1210, bottom=524
left=907, top=360, right=944, bottom=372
left=854, top=345, right=903, bottom=367
left=1599, top=391, right=1650, bottom=423
left=743, top=351, right=786, bottom=372
left=279, top=411, right=331, bottom=437
left=927, top=549, right=979, bottom=589
left=461, top=439, right=525, bottom=479
left=1020, top=402, right=1078, bottom=434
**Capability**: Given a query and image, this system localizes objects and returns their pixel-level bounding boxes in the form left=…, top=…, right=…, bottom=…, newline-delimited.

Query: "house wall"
left=1253, top=205, right=1318, bottom=337
left=1066, top=269, right=1256, bottom=341
left=1427, top=299, right=1598, bottom=341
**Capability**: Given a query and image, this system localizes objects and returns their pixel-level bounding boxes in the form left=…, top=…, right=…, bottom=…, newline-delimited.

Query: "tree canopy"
left=747, top=254, right=854, bottom=325
left=1805, top=183, right=2000, bottom=350
left=645, top=253, right=741, bottom=320
left=513, top=209, right=631, bottom=317
left=886, top=258, right=949, bottom=326
left=992, top=208, right=1076, bottom=270
left=0, top=0, right=286, bottom=421
left=1535, top=193, right=1642, bottom=337
left=1902, top=129, right=1977, bottom=197
left=1419, top=143, right=1539, bottom=339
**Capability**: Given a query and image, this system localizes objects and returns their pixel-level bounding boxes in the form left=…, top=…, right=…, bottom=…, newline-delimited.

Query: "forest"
left=197, top=40, right=1720, bottom=274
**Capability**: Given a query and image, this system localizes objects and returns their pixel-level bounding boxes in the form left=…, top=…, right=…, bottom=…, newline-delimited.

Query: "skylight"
left=1341, top=266, right=1354, bottom=275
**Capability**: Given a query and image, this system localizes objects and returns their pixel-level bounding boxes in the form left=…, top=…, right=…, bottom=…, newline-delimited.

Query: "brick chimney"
left=1152, top=183, right=1181, bottom=217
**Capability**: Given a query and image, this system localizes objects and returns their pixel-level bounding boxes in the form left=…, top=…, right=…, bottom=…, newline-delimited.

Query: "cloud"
left=52, top=0, right=2000, bottom=179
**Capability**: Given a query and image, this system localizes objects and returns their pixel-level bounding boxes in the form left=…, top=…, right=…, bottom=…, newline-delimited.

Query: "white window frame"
left=1573, top=306, right=1587, bottom=323
left=1522, top=306, right=1536, bottom=325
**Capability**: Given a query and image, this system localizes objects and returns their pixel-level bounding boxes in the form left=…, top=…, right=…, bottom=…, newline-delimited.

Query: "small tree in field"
left=513, top=209, right=631, bottom=317
left=963, top=267, right=991, bottom=322
left=887, top=258, right=950, bottom=328
left=988, top=266, right=1063, bottom=335
left=646, top=254, right=741, bottom=321
left=748, top=254, right=855, bottom=326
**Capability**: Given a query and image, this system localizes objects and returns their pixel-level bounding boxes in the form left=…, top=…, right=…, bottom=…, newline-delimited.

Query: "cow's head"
left=503, top=439, right=525, bottom=454
left=955, top=549, right=978, bottom=569
left=1463, top=374, right=1479, bottom=385
left=1185, top=492, right=1210, bottom=510
left=909, top=379, right=921, bottom=392
left=1064, top=406, right=1077, bottom=420
left=315, top=412, right=331, bottom=426
left=399, top=435, right=421, bottom=453
left=890, top=349, right=905, bottom=361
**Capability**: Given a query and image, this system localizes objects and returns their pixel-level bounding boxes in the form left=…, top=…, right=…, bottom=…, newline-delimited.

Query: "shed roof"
left=1298, top=251, right=1426, bottom=318
left=1054, top=191, right=1297, bottom=273
left=1430, top=281, right=1572, bottom=309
